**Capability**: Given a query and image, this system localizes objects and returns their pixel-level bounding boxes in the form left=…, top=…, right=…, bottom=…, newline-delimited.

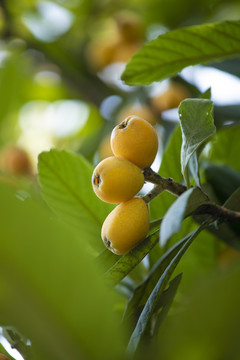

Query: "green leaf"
left=2, top=327, right=31, bottom=360
left=200, top=87, right=212, bottom=100
left=0, top=183, right=125, bottom=360
left=96, top=249, right=120, bottom=272
left=149, top=124, right=182, bottom=267
left=179, top=99, right=215, bottom=184
left=122, top=20, right=240, bottom=85
left=188, top=152, right=200, bottom=187
left=150, top=124, right=182, bottom=220
left=0, top=342, right=15, bottom=360
left=204, top=163, right=240, bottom=204
left=208, top=125, right=240, bottom=172
left=157, top=262, right=240, bottom=360
left=224, top=187, right=240, bottom=210
left=148, top=273, right=182, bottom=339
left=210, top=187, right=240, bottom=250
left=123, top=235, right=191, bottom=329
left=160, top=187, right=209, bottom=246
left=38, top=149, right=113, bottom=252
left=127, top=225, right=204, bottom=354
left=104, top=230, right=159, bottom=287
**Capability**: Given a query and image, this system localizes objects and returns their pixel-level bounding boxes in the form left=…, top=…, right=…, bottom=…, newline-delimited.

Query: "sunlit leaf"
left=38, top=149, right=113, bottom=252
left=122, top=21, right=240, bottom=85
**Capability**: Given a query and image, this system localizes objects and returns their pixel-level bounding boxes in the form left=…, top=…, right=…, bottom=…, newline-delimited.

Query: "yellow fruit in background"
left=92, top=156, right=144, bottom=204
left=101, top=197, right=149, bottom=254
left=85, top=39, right=118, bottom=72
left=111, top=116, right=158, bottom=169
left=150, top=82, right=191, bottom=114
left=98, top=134, right=114, bottom=161
left=0, top=146, right=32, bottom=176
left=85, top=11, right=144, bottom=72
left=218, top=246, right=240, bottom=270
left=111, top=40, right=142, bottom=64
left=114, top=10, right=144, bottom=43
left=116, top=103, right=157, bottom=126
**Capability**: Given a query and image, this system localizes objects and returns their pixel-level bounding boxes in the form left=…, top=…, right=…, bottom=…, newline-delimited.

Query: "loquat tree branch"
left=194, top=203, right=240, bottom=223
left=143, top=167, right=187, bottom=196
left=143, top=167, right=240, bottom=224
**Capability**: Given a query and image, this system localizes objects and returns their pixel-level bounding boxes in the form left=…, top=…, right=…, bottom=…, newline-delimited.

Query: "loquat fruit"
left=150, top=82, right=191, bottom=114
left=101, top=197, right=149, bottom=254
left=92, top=156, right=144, bottom=204
left=111, top=116, right=158, bottom=169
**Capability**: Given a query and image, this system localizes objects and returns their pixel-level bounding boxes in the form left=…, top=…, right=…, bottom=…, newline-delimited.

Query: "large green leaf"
left=122, top=20, right=240, bottom=85
left=160, top=187, right=209, bottom=246
left=0, top=184, right=125, bottom=360
left=38, top=149, right=113, bottom=252
left=127, top=225, right=204, bottom=354
left=179, top=99, right=215, bottom=184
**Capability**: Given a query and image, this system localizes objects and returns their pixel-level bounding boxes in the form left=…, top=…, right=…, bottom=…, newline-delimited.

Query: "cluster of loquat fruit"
left=85, top=11, right=144, bottom=72
left=92, top=115, right=158, bottom=255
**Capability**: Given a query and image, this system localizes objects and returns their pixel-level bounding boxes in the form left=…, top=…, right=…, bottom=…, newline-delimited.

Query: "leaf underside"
left=122, top=20, right=240, bottom=85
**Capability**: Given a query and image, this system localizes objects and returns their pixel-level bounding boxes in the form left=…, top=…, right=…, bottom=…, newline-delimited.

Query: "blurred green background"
left=1, top=1, right=240, bottom=360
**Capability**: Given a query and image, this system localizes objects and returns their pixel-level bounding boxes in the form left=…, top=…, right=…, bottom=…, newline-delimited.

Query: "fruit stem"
left=142, top=184, right=163, bottom=203
left=143, top=167, right=187, bottom=196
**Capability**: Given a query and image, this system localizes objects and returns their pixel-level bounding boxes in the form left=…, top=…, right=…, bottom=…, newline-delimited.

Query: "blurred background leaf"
left=0, top=183, right=126, bottom=360
left=38, top=149, right=113, bottom=253
left=155, top=262, right=240, bottom=360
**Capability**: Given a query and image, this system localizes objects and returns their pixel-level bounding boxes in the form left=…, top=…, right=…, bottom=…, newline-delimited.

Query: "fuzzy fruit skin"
left=92, top=156, right=144, bottom=204
left=111, top=116, right=158, bottom=169
left=101, top=197, right=149, bottom=254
